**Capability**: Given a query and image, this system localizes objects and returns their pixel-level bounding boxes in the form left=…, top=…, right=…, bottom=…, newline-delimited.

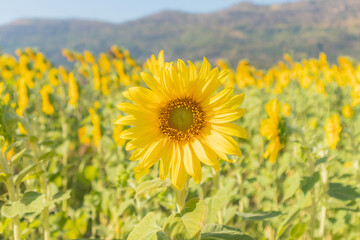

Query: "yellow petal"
left=183, top=142, right=202, bottom=184
left=212, top=123, right=248, bottom=139
left=191, top=138, right=219, bottom=167
left=159, top=142, right=173, bottom=180
left=209, top=108, right=246, bottom=123
left=170, top=143, right=188, bottom=190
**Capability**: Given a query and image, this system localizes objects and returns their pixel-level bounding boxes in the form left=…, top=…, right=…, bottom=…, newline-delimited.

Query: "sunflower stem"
left=307, top=148, right=316, bottom=240
left=61, top=121, right=69, bottom=212
left=6, top=180, right=21, bottom=240
left=318, top=163, right=327, bottom=237
left=174, top=178, right=189, bottom=212
left=30, top=142, right=50, bottom=240
left=1, top=153, right=21, bottom=240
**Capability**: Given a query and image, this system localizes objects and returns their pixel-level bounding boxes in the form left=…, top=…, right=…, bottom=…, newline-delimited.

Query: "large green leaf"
left=200, top=224, right=254, bottom=240
left=205, top=188, right=228, bottom=224
left=282, top=173, right=300, bottom=201
left=164, top=198, right=207, bottom=240
left=135, top=178, right=171, bottom=198
left=1, top=191, right=44, bottom=218
left=51, top=190, right=71, bottom=204
left=14, top=161, right=42, bottom=187
left=127, top=212, right=162, bottom=240
left=300, top=172, right=320, bottom=194
left=9, top=148, right=27, bottom=166
left=237, top=211, right=282, bottom=221
left=328, top=183, right=360, bottom=201
left=290, top=223, right=307, bottom=239
left=20, top=191, right=45, bottom=213
left=277, top=206, right=300, bottom=238
left=1, top=202, right=25, bottom=218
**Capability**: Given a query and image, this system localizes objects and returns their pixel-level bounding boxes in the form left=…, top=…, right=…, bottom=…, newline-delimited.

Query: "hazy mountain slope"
left=1, top=0, right=360, bottom=68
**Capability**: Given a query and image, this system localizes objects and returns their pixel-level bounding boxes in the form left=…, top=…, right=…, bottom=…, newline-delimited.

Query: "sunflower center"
left=159, top=98, right=204, bottom=141
left=168, top=106, right=194, bottom=131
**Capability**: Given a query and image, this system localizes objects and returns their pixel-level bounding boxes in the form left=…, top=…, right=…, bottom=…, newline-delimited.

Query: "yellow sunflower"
left=342, top=105, right=354, bottom=119
left=324, top=114, right=341, bottom=149
left=260, top=99, right=283, bottom=163
left=115, top=52, right=247, bottom=190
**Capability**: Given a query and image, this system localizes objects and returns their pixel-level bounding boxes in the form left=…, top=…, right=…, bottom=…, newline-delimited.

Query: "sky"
left=0, top=0, right=299, bottom=25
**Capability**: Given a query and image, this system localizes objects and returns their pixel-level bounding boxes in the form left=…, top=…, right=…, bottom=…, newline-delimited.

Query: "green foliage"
left=1, top=191, right=45, bottom=218
left=163, top=198, right=207, bottom=240
left=237, top=211, right=282, bottom=221
left=200, top=224, right=254, bottom=240
left=135, top=178, right=172, bottom=198
left=205, top=188, right=228, bottom=224
left=127, top=212, right=162, bottom=240
left=300, top=171, right=320, bottom=194
left=328, top=183, right=360, bottom=201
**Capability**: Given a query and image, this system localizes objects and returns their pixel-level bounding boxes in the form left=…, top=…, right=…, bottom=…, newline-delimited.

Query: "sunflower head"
left=260, top=99, right=288, bottom=162
left=115, top=52, right=247, bottom=189
left=324, top=114, right=342, bottom=149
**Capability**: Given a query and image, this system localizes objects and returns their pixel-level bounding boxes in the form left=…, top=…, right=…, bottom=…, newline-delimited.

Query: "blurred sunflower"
left=324, top=114, right=341, bottom=149
left=260, top=99, right=286, bottom=163
left=115, top=51, right=247, bottom=190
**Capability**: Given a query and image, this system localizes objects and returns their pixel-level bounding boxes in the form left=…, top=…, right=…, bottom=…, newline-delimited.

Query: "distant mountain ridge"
left=1, top=0, right=360, bottom=68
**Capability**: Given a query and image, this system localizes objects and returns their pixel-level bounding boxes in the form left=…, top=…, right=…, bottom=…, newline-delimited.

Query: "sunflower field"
left=0, top=47, right=359, bottom=240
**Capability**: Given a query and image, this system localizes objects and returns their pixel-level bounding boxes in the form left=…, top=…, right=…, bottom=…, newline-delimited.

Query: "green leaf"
left=51, top=190, right=71, bottom=204
left=127, top=212, right=162, bottom=240
left=200, top=224, right=254, bottom=240
left=223, top=206, right=237, bottom=225
left=329, top=207, right=360, bottom=212
left=237, top=211, right=282, bottom=221
left=20, top=191, right=45, bottom=213
left=277, top=206, right=300, bottom=238
left=1, top=191, right=44, bottom=218
left=1, top=202, right=25, bottom=218
left=290, top=223, right=307, bottom=239
left=29, top=136, right=38, bottom=143
left=156, top=231, right=171, bottom=240
left=300, top=172, right=320, bottom=194
left=39, top=150, right=55, bottom=160
left=164, top=198, right=207, bottom=240
left=117, top=199, right=134, bottom=216
left=10, top=148, right=27, bottom=166
left=135, top=178, right=172, bottom=198
left=205, top=188, right=228, bottom=224
left=84, top=165, right=97, bottom=181
left=0, top=173, right=11, bottom=183
left=14, top=161, right=42, bottom=187
left=328, top=183, right=360, bottom=201
left=282, top=173, right=300, bottom=201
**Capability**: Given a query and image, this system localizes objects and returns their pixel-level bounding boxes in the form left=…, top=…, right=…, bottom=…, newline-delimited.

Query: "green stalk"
left=61, top=122, right=68, bottom=212
left=237, top=172, right=245, bottom=231
left=1, top=153, right=21, bottom=240
left=300, top=132, right=317, bottom=240
left=30, top=142, right=50, bottom=240
left=318, top=164, right=327, bottom=237
left=213, top=170, right=223, bottom=224
left=307, top=149, right=316, bottom=240
left=174, top=177, right=189, bottom=212
left=6, top=180, right=21, bottom=240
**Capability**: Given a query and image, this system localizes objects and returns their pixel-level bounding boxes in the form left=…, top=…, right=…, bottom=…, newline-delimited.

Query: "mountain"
left=1, top=0, right=360, bottom=68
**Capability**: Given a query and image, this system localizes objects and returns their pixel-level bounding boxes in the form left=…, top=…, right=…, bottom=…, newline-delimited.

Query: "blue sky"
left=1, top=0, right=298, bottom=25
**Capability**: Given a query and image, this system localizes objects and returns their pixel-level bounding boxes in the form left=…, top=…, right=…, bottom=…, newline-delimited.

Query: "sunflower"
left=115, top=52, right=247, bottom=190
left=324, top=114, right=341, bottom=149
left=342, top=105, right=354, bottom=118
left=260, top=99, right=285, bottom=163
